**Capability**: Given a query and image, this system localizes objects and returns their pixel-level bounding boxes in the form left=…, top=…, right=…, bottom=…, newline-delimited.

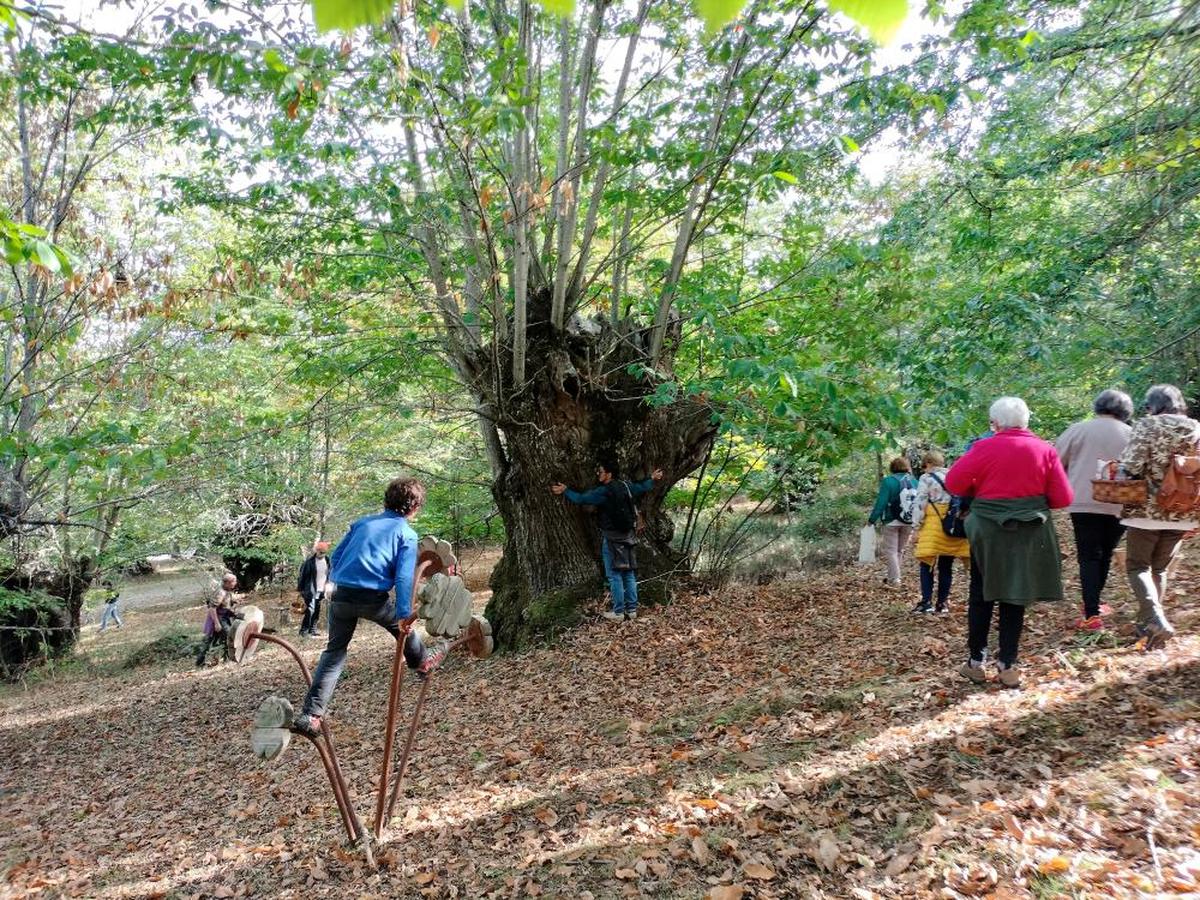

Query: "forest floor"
left=1, top=539, right=1198, bottom=899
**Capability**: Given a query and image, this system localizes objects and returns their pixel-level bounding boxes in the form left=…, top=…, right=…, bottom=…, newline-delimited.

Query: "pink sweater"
left=945, top=429, right=1073, bottom=507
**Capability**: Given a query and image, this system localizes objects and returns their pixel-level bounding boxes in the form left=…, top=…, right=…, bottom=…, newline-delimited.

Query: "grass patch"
left=123, top=629, right=200, bottom=668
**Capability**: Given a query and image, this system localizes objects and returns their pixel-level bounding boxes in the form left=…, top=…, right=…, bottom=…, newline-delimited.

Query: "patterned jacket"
left=1119, top=413, right=1200, bottom=522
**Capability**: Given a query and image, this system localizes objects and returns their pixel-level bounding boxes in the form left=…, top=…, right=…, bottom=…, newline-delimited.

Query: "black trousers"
left=966, top=555, right=1026, bottom=666
left=302, top=587, right=427, bottom=718
left=196, top=625, right=232, bottom=664
left=300, top=590, right=325, bottom=634
left=919, top=556, right=955, bottom=605
left=1068, top=512, right=1125, bottom=618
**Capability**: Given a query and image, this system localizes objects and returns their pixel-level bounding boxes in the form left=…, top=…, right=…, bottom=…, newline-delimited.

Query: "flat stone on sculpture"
left=234, top=606, right=265, bottom=663
left=417, top=573, right=474, bottom=637
left=252, top=696, right=294, bottom=761
left=418, top=535, right=459, bottom=573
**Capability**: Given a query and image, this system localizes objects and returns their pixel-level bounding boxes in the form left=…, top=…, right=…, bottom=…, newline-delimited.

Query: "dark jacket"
left=965, top=496, right=1064, bottom=605
left=563, top=478, right=654, bottom=534
left=297, top=554, right=328, bottom=601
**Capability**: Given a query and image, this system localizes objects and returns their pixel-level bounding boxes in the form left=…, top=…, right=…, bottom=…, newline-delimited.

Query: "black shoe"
left=911, top=601, right=933, bottom=614
left=291, top=713, right=322, bottom=738
left=935, top=602, right=949, bottom=615
left=309, top=629, right=323, bottom=638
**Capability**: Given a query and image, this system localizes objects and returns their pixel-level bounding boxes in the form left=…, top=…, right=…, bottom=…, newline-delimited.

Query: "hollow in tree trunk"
left=479, top=304, right=716, bottom=648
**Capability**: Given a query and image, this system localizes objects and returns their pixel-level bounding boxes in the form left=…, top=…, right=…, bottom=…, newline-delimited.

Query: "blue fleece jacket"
left=329, top=511, right=419, bottom=616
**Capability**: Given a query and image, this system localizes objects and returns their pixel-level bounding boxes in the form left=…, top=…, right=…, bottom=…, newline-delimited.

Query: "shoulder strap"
left=929, top=472, right=948, bottom=492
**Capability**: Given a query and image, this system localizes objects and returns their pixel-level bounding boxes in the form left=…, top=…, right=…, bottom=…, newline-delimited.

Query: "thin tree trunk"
left=318, top=396, right=331, bottom=538
left=568, top=0, right=649, bottom=310
left=549, top=0, right=603, bottom=329
left=609, top=191, right=634, bottom=325
left=647, top=29, right=753, bottom=365
left=543, top=17, right=575, bottom=266
left=510, top=0, right=533, bottom=387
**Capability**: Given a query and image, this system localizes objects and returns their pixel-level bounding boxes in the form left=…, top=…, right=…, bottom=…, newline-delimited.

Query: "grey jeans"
left=1124, top=526, right=1188, bottom=632
left=302, top=587, right=426, bottom=718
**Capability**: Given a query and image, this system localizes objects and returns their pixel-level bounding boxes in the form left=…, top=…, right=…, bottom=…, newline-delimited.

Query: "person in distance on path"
left=1055, top=389, right=1133, bottom=631
left=297, top=540, right=332, bottom=638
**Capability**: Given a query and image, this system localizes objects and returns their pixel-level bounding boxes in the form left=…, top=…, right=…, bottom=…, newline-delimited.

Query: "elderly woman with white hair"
left=945, top=397, right=1073, bottom=688
left=1117, top=384, right=1200, bottom=649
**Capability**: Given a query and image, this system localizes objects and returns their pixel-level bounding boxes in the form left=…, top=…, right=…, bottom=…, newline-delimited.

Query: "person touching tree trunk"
left=552, top=461, right=664, bottom=622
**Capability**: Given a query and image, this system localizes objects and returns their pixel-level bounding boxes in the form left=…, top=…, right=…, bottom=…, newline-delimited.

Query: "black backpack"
left=930, top=473, right=967, bottom=539
left=604, top=481, right=639, bottom=533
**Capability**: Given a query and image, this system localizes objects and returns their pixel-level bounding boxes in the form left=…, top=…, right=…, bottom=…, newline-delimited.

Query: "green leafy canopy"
left=827, top=0, right=908, bottom=44
left=308, top=0, right=907, bottom=43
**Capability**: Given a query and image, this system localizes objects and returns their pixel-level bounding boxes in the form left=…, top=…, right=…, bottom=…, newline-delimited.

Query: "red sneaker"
left=1074, top=615, right=1106, bottom=632
left=416, top=641, right=449, bottom=680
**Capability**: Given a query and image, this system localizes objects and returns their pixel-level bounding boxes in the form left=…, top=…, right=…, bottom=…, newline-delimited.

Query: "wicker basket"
left=1091, top=478, right=1147, bottom=505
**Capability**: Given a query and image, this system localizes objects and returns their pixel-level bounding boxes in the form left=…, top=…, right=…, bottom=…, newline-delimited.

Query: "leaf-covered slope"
left=1, top=549, right=1197, bottom=898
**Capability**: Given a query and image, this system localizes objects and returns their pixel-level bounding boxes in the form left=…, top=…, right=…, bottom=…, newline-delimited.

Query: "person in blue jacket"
left=292, top=477, right=446, bottom=737
left=551, top=460, right=663, bottom=622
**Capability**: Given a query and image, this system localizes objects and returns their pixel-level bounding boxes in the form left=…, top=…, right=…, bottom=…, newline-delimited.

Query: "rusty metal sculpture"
left=244, top=539, right=493, bottom=862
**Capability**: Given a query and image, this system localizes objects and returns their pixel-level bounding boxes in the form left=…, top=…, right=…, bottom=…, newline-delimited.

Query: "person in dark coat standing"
left=297, top=541, right=331, bottom=637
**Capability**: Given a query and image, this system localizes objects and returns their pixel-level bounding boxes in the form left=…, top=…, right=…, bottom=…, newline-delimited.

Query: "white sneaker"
left=601, top=611, right=624, bottom=622
left=625, top=611, right=638, bottom=621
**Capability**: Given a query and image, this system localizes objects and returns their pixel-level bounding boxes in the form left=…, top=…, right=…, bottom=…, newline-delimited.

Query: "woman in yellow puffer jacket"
left=911, top=450, right=971, bottom=614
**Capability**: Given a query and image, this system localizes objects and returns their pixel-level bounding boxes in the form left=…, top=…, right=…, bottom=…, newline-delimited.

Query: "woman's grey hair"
left=1144, top=384, right=1187, bottom=416
left=1093, top=389, right=1134, bottom=422
left=989, top=396, right=1030, bottom=430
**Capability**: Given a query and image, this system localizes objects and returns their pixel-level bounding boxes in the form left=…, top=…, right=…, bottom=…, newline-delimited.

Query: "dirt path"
left=112, top=568, right=217, bottom=613
left=1, top=545, right=1198, bottom=898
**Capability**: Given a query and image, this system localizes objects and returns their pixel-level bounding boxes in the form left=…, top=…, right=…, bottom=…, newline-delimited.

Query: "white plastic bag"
left=858, top=525, right=877, bottom=564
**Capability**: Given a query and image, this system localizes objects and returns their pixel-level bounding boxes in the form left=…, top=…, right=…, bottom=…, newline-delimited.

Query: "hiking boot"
left=625, top=611, right=638, bottom=620
left=291, top=713, right=322, bottom=739
left=997, top=663, right=1021, bottom=689
left=911, top=600, right=933, bottom=615
left=601, top=610, right=624, bottom=622
left=416, top=641, right=449, bottom=680
left=1074, top=615, right=1105, bottom=632
left=1143, top=622, right=1175, bottom=651
left=959, top=658, right=987, bottom=684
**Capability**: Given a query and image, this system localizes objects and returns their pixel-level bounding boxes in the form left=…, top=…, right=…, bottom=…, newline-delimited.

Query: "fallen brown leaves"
left=1, top=537, right=1199, bottom=898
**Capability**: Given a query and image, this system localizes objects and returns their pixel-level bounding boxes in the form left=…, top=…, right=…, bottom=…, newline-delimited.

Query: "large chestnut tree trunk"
left=478, top=306, right=716, bottom=647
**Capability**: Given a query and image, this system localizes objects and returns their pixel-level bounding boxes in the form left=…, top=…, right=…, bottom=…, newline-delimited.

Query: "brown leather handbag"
left=1157, top=454, right=1200, bottom=515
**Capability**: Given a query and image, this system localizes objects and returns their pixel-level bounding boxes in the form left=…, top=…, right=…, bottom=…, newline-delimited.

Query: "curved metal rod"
left=381, top=628, right=476, bottom=829
left=384, top=671, right=431, bottom=827
left=321, top=723, right=365, bottom=844
left=250, top=632, right=363, bottom=846
left=372, top=619, right=412, bottom=837
left=299, top=732, right=357, bottom=841
left=373, top=558, right=433, bottom=836
left=248, top=631, right=312, bottom=684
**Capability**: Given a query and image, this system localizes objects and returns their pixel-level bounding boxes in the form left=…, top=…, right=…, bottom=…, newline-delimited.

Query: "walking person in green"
left=868, top=457, right=917, bottom=585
